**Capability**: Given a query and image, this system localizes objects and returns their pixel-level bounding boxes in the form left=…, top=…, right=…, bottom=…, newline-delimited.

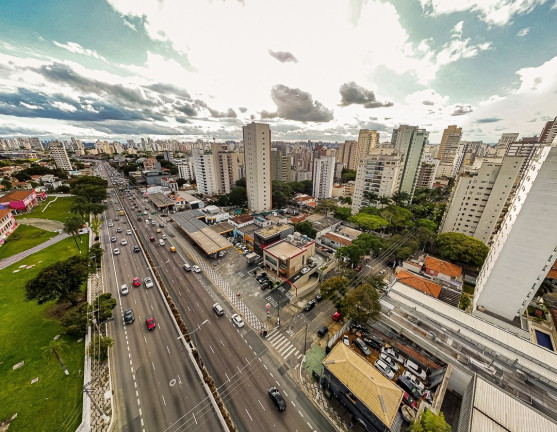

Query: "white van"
left=404, top=358, right=427, bottom=380
left=159, top=239, right=165, bottom=246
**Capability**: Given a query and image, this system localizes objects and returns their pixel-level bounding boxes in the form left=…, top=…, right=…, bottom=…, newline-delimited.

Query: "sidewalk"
left=0, top=232, right=70, bottom=270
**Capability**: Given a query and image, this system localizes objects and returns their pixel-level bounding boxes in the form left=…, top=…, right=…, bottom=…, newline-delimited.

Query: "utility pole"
left=83, top=378, right=110, bottom=423
left=303, top=322, right=308, bottom=355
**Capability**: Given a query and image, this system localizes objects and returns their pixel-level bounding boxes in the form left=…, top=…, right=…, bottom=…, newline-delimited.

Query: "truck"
left=246, top=252, right=259, bottom=264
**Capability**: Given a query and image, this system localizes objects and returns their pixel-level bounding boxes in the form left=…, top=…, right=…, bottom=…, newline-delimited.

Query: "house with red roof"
left=0, top=208, right=17, bottom=246
left=0, top=189, right=43, bottom=212
left=423, top=256, right=463, bottom=285
left=396, top=270, right=442, bottom=298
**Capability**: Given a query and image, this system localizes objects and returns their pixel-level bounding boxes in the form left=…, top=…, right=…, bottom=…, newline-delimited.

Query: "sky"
left=0, top=0, right=556, bottom=144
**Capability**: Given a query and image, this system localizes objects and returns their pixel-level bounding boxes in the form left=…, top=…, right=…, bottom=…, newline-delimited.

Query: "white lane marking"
left=283, top=390, right=288, bottom=397
left=237, top=366, right=242, bottom=374
left=192, top=412, right=197, bottom=424
left=166, top=345, right=170, bottom=354
left=162, top=394, right=166, bottom=406
left=220, top=340, right=225, bottom=346
left=209, top=345, right=214, bottom=354
left=307, top=421, right=312, bottom=429
left=276, top=381, right=281, bottom=387
left=178, top=374, right=182, bottom=384
left=152, top=361, right=156, bottom=371
left=263, top=364, right=268, bottom=370
left=225, top=373, right=230, bottom=382
left=258, top=400, right=265, bottom=410
left=290, top=400, right=296, bottom=407
left=144, top=336, right=147, bottom=344
left=245, top=409, right=253, bottom=421
left=269, top=373, right=274, bottom=378
left=298, top=410, right=304, bottom=418
left=283, top=346, right=297, bottom=360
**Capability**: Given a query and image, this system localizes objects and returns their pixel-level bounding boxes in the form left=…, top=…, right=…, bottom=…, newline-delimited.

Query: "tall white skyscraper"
left=312, top=155, right=335, bottom=199
left=391, top=125, right=428, bottom=198
left=193, top=149, right=217, bottom=195
left=50, top=142, right=72, bottom=171
left=178, top=158, right=195, bottom=181
left=243, top=122, right=272, bottom=212
left=474, top=145, right=557, bottom=321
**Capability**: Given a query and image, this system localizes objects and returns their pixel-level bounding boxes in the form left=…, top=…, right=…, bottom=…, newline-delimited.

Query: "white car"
left=380, top=353, right=400, bottom=372
left=161, top=234, right=167, bottom=240
left=402, top=371, right=426, bottom=394
left=144, top=277, right=154, bottom=288
left=110, top=236, right=116, bottom=243
left=192, top=265, right=201, bottom=273
left=381, top=346, right=405, bottom=364
left=113, top=248, right=120, bottom=255
left=301, top=267, right=310, bottom=275
left=108, top=222, right=114, bottom=227
left=126, top=230, right=132, bottom=235
left=120, top=239, right=128, bottom=246
left=404, top=359, right=427, bottom=380
left=231, top=314, right=245, bottom=328
left=343, top=335, right=350, bottom=346
left=120, top=284, right=129, bottom=295
left=374, top=359, right=395, bottom=379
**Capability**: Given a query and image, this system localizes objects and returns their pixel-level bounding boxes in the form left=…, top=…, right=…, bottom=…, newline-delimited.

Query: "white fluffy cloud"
left=53, top=41, right=107, bottom=61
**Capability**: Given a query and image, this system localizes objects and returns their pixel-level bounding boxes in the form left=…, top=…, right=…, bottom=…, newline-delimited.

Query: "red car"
left=402, top=392, right=418, bottom=409
left=146, top=315, right=156, bottom=330
left=355, top=265, right=362, bottom=272
left=133, top=277, right=141, bottom=287
left=332, top=311, right=342, bottom=321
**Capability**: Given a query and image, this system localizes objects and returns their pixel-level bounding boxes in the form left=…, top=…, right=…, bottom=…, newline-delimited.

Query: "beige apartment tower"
left=437, top=125, right=462, bottom=164
left=50, top=142, right=72, bottom=171
left=356, top=129, right=379, bottom=165
left=338, top=140, right=358, bottom=170
left=243, top=122, right=272, bottom=212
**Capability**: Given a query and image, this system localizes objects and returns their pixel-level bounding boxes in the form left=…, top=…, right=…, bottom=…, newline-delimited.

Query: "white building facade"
left=193, top=149, right=217, bottom=195
left=243, top=122, right=272, bottom=212
left=312, top=155, right=335, bottom=199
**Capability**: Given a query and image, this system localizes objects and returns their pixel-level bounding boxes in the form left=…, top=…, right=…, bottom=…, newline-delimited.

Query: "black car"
left=124, top=309, right=135, bottom=324
left=362, top=337, right=382, bottom=351
left=261, top=282, right=271, bottom=290
left=315, top=292, right=323, bottom=302
left=256, top=272, right=267, bottom=281
left=257, top=276, right=269, bottom=284
left=304, top=300, right=316, bottom=312
left=159, top=223, right=164, bottom=228
left=133, top=245, right=141, bottom=253
left=317, top=325, right=328, bottom=337
left=268, top=387, right=286, bottom=412
left=397, top=376, right=422, bottom=400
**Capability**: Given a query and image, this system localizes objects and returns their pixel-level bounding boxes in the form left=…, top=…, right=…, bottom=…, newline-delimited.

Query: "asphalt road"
left=113, top=183, right=334, bottom=432
left=100, top=170, right=223, bottom=432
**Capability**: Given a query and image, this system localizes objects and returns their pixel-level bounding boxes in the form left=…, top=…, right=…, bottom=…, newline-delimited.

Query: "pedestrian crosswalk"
left=265, top=328, right=303, bottom=361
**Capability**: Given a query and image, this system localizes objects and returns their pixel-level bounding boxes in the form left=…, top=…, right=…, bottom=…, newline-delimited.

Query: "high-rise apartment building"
left=338, top=140, right=358, bottom=170
left=193, top=149, right=217, bottom=195
left=391, top=125, right=428, bottom=198
left=494, top=133, right=519, bottom=157
left=539, top=116, right=557, bottom=144
left=356, top=129, right=379, bottom=166
left=440, top=156, right=524, bottom=244
left=437, top=125, right=462, bottom=164
left=243, top=122, right=272, bottom=212
left=270, top=148, right=292, bottom=182
left=505, top=137, right=541, bottom=176
left=312, top=155, right=335, bottom=199
left=474, top=145, right=557, bottom=321
left=29, top=137, right=43, bottom=150
left=415, top=154, right=439, bottom=189
left=211, top=143, right=239, bottom=194
left=49, top=142, right=72, bottom=171
left=178, top=158, right=195, bottom=181
left=352, top=150, right=404, bottom=213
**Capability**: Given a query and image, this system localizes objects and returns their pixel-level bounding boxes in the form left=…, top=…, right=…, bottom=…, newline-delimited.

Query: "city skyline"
left=0, top=0, right=556, bottom=143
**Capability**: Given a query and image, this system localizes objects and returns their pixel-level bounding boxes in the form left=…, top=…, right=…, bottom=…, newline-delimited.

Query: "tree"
left=90, top=216, right=101, bottom=241
left=349, top=213, right=389, bottom=231
left=1, top=178, right=12, bottom=190
left=417, top=218, right=438, bottom=232
left=341, top=169, right=356, bottom=183
left=391, top=191, right=411, bottom=207
left=314, top=199, right=337, bottom=216
left=88, top=242, right=104, bottom=271
left=334, top=207, right=352, bottom=221
left=363, top=191, right=378, bottom=205
left=70, top=197, right=89, bottom=219
left=409, top=409, right=451, bottom=432
left=25, top=255, right=89, bottom=305
left=336, top=245, right=364, bottom=267
left=352, top=233, right=383, bottom=256
left=293, top=220, right=317, bottom=239
left=343, top=283, right=381, bottom=323
left=383, top=234, right=420, bottom=261
left=436, top=232, right=489, bottom=267
left=377, top=195, right=392, bottom=208
left=42, top=339, right=69, bottom=375
left=235, top=177, right=246, bottom=188
left=64, top=215, right=84, bottom=253
left=319, top=276, right=349, bottom=303
left=61, top=303, right=88, bottom=338
left=95, top=293, right=117, bottom=323
left=380, top=205, right=415, bottom=233
left=176, top=178, right=187, bottom=188
left=89, top=335, right=114, bottom=362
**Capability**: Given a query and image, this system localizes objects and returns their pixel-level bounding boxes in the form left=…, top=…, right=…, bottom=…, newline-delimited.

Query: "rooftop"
left=396, top=270, right=442, bottom=298
left=323, top=343, right=403, bottom=429
left=256, top=223, right=292, bottom=239
left=323, top=232, right=352, bottom=246
left=0, top=189, right=35, bottom=203
left=147, top=192, right=175, bottom=208
left=229, top=214, right=254, bottom=224
left=424, top=256, right=463, bottom=278
left=265, top=239, right=307, bottom=260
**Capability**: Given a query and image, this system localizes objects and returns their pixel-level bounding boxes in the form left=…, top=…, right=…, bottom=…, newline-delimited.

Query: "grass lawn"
left=15, top=196, right=74, bottom=223
left=0, top=224, right=58, bottom=260
left=0, top=235, right=87, bottom=432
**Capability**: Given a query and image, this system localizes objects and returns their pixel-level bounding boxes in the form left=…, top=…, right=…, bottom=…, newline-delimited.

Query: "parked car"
left=304, top=300, right=316, bottom=312
left=343, top=335, right=350, bottom=346
left=124, top=308, right=135, bottom=324
left=213, top=303, right=225, bottom=316
left=260, top=282, right=271, bottom=290
left=402, top=371, right=426, bottom=394
left=315, top=292, right=323, bottom=302
left=145, top=315, right=156, bottom=330
left=381, top=345, right=405, bottom=363
left=374, top=359, right=395, bottom=379
left=362, top=337, right=382, bottom=351
left=218, top=250, right=226, bottom=257
left=301, top=267, right=310, bottom=275
left=120, top=284, right=129, bottom=295
left=332, top=311, right=342, bottom=321
left=317, top=326, right=328, bottom=337
left=397, top=375, right=422, bottom=400
left=401, top=392, right=418, bottom=409
left=231, top=314, right=245, bottom=328
left=404, top=359, right=427, bottom=380
left=144, top=277, right=154, bottom=288
left=354, top=337, right=371, bottom=356
left=256, top=272, right=267, bottom=281
left=268, top=386, right=286, bottom=412
left=380, top=353, right=400, bottom=372
left=132, top=277, right=141, bottom=287
left=355, top=265, right=362, bottom=272
left=192, top=265, right=201, bottom=273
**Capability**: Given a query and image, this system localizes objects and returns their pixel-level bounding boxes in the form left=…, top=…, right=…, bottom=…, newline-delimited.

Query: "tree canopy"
left=342, top=283, right=381, bottom=323
left=436, top=232, right=489, bottom=267
left=293, top=220, right=317, bottom=239
left=334, top=206, right=352, bottom=221
left=314, top=199, right=338, bottom=216
left=349, top=213, right=389, bottom=231
left=319, top=275, right=349, bottom=304
left=409, top=409, right=451, bottom=432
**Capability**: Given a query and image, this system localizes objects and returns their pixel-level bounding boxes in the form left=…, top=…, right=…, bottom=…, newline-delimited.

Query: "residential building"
left=143, top=158, right=159, bottom=171
left=423, top=256, right=463, bottom=285
left=212, top=144, right=239, bottom=194
left=437, top=125, right=462, bottom=166
left=0, top=189, right=41, bottom=212
left=474, top=145, right=557, bottom=322
left=49, top=142, right=72, bottom=171
left=262, top=235, right=315, bottom=279
left=396, top=270, right=442, bottom=298
left=0, top=208, right=17, bottom=245
left=338, top=140, right=358, bottom=170
left=270, top=148, right=292, bottom=182
left=539, top=116, right=557, bottom=144
left=415, top=153, right=439, bottom=189
left=494, top=133, right=519, bottom=157
left=312, top=155, right=335, bottom=199
left=243, top=122, right=272, bottom=212
left=356, top=129, right=379, bottom=166
left=505, top=137, right=541, bottom=177
left=440, top=156, right=524, bottom=244
left=178, top=158, right=195, bottom=181
left=193, top=149, right=217, bottom=195
left=392, top=125, right=429, bottom=198
left=29, top=137, right=43, bottom=151
left=352, top=150, right=403, bottom=213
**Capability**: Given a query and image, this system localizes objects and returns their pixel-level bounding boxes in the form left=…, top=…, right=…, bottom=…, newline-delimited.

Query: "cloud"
left=260, top=110, right=278, bottom=119
left=53, top=41, right=107, bottom=61
left=338, top=82, right=393, bottom=108
left=270, top=84, right=333, bottom=122
left=422, top=100, right=435, bottom=105
left=451, top=104, right=473, bottom=116
left=476, top=117, right=502, bottom=123
left=238, top=107, right=247, bottom=113
left=173, top=101, right=197, bottom=116
left=194, top=100, right=237, bottom=118
left=434, top=21, right=491, bottom=67
left=418, top=0, right=550, bottom=26
left=268, top=50, right=298, bottom=63
left=517, top=27, right=530, bottom=37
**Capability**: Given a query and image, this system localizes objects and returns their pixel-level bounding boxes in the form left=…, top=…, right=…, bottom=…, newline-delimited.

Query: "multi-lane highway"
left=99, top=167, right=223, bottom=432
left=107, top=167, right=333, bottom=432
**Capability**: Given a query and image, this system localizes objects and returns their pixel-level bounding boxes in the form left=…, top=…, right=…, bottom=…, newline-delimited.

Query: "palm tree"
left=42, top=339, right=69, bottom=376
left=363, top=191, right=379, bottom=206
left=64, top=215, right=84, bottom=253
left=377, top=195, right=392, bottom=208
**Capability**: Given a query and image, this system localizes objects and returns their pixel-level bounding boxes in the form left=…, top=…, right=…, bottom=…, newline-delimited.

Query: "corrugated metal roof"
left=471, top=377, right=557, bottom=431
left=388, top=283, right=557, bottom=384
left=172, top=211, right=229, bottom=255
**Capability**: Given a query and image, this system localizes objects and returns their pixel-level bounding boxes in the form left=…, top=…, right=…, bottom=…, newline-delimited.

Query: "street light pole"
left=303, top=322, right=308, bottom=355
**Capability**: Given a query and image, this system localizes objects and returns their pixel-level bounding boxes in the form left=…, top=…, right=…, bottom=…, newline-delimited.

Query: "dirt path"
left=17, top=218, right=64, bottom=232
